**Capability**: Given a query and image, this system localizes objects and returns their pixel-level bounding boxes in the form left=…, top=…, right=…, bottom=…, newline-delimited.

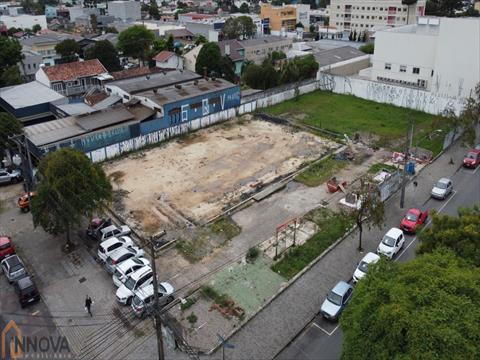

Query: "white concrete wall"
left=432, top=17, right=480, bottom=99
left=156, top=56, right=184, bottom=70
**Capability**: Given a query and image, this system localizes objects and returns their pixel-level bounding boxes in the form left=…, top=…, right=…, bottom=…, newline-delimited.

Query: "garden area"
left=264, top=91, right=449, bottom=154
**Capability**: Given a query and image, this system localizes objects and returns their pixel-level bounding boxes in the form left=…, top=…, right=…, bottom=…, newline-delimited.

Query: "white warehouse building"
left=0, top=14, right=47, bottom=30
left=107, top=1, right=141, bottom=21
left=359, top=17, right=480, bottom=100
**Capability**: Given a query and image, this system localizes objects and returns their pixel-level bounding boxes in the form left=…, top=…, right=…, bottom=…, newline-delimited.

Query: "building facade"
left=359, top=17, right=480, bottom=99
left=0, top=14, right=47, bottom=29
left=260, top=3, right=297, bottom=32
left=107, top=1, right=141, bottom=21
left=153, top=51, right=184, bottom=70
left=241, top=36, right=293, bottom=64
left=329, top=0, right=426, bottom=33
left=18, top=50, right=43, bottom=82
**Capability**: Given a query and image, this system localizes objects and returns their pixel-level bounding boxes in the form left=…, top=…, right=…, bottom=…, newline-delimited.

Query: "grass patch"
left=180, top=297, right=197, bottom=311
left=209, top=217, right=241, bottom=240
left=133, top=329, right=145, bottom=338
left=368, top=163, right=399, bottom=174
left=272, top=208, right=354, bottom=279
left=295, top=156, right=349, bottom=187
left=200, top=285, right=232, bottom=308
left=265, top=91, right=444, bottom=150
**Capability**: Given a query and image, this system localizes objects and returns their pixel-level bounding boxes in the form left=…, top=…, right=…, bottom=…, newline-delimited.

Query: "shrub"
left=246, top=246, right=260, bottom=263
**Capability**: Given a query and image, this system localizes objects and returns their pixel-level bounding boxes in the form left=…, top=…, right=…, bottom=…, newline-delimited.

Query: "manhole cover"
left=79, top=277, right=86, bottom=283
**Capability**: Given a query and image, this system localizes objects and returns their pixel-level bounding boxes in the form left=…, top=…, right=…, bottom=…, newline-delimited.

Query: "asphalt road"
left=276, top=163, right=480, bottom=360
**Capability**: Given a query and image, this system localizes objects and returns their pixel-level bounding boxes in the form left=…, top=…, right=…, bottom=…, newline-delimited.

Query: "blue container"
left=406, top=161, right=415, bottom=175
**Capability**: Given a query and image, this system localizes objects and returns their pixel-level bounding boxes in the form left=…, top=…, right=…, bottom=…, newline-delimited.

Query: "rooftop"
left=165, top=28, right=194, bottom=38
left=109, top=66, right=158, bottom=81
left=0, top=81, right=65, bottom=110
left=106, top=69, right=201, bottom=94
left=241, top=35, right=291, bottom=47
left=218, top=39, right=244, bottom=62
left=42, top=59, right=108, bottom=82
left=153, top=50, right=176, bottom=62
left=25, top=103, right=155, bottom=147
left=20, top=31, right=83, bottom=46
left=135, top=77, right=237, bottom=107
left=314, top=46, right=367, bottom=67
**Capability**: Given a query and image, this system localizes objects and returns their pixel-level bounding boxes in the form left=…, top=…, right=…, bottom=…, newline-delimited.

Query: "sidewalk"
left=200, top=141, right=467, bottom=360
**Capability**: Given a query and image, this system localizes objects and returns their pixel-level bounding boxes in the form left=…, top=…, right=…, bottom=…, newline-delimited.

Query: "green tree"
left=359, top=42, right=374, bottom=54
left=239, top=2, right=249, bottom=13
left=349, top=177, right=385, bottom=251
left=0, top=113, right=23, bottom=157
left=32, top=24, right=42, bottom=33
left=195, top=34, right=207, bottom=46
left=341, top=249, right=480, bottom=359
left=296, top=21, right=304, bottom=28
left=117, top=25, right=155, bottom=63
left=230, top=4, right=239, bottom=12
left=0, top=37, right=23, bottom=87
left=418, top=206, right=480, bottom=266
left=243, top=63, right=279, bottom=90
left=264, top=50, right=286, bottom=66
left=195, top=42, right=221, bottom=76
left=458, top=83, right=480, bottom=146
left=166, top=34, right=175, bottom=52
left=55, top=39, right=80, bottom=62
left=425, top=0, right=463, bottom=16
left=105, top=26, right=118, bottom=34
left=219, top=55, right=236, bottom=82
left=222, top=16, right=255, bottom=39
left=85, top=40, right=122, bottom=72
left=152, top=38, right=166, bottom=53
left=90, top=14, right=98, bottom=33
left=309, top=24, right=315, bottom=33
left=149, top=0, right=160, bottom=20
left=31, top=148, right=112, bottom=249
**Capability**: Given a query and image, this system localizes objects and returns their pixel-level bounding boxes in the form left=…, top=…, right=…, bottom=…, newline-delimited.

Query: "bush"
left=246, top=246, right=260, bottom=263
left=180, top=297, right=197, bottom=311
left=359, top=43, right=374, bottom=54
left=186, top=312, right=198, bottom=324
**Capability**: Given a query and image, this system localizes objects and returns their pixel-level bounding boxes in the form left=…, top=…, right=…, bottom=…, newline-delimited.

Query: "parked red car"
left=400, top=208, right=428, bottom=233
left=463, top=149, right=480, bottom=168
left=0, top=236, right=15, bottom=261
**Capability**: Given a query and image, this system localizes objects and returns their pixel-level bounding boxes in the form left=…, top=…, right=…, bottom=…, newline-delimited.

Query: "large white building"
left=107, top=1, right=141, bottom=21
left=359, top=17, right=480, bottom=99
left=0, top=14, right=47, bottom=29
left=329, top=0, right=425, bottom=33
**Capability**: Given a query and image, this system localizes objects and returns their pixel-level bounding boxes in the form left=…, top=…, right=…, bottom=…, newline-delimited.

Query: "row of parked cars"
left=0, top=235, right=41, bottom=308
left=319, top=176, right=455, bottom=321
left=87, top=218, right=175, bottom=318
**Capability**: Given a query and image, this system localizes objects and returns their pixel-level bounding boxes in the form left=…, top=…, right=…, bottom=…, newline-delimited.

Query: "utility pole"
left=400, top=119, right=414, bottom=209
left=10, top=135, right=34, bottom=215
left=150, top=231, right=166, bottom=360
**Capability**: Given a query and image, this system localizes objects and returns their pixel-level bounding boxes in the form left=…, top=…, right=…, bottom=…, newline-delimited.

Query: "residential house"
left=153, top=51, right=184, bottom=70
left=358, top=17, right=480, bottom=99
left=329, top=0, right=426, bottom=33
left=18, top=50, right=43, bottom=82
left=20, top=32, right=84, bottom=66
left=35, top=59, right=109, bottom=97
left=164, top=28, right=195, bottom=45
left=183, top=44, right=203, bottom=73
left=218, top=39, right=244, bottom=76
left=241, top=35, right=293, bottom=64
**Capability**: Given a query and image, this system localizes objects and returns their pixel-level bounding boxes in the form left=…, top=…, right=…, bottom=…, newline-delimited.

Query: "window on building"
left=366, top=16, right=369, bottom=19
left=361, top=6, right=365, bottom=10
left=413, top=67, right=420, bottom=74
left=33, top=63, right=36, bottom=68
left=123, top=94, right=129, bottom=100
left=385, top=63, right=391, bottom=70
left=360, top=24, right=364, bottom=27
left=367, top=7, right=370, bottom=10
left=361, top=15, right=364, bottom=18
left=337, top=5, right=340, bottom=9
left=400, top=65, right=407, bottom=73
left=380, top=7, right=383, bottom=10
left=181, top=105, right=188, bottom=122
left=402, top=17, right=406, bottom=21
left=27, top=64, right=31, bottom=69
left=431, top=70, right=434, bottom=76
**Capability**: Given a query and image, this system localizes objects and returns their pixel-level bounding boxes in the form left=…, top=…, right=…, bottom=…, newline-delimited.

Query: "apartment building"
left=359, top=17, right=480, bottom=99
left=329, top=0, right=426, bottom=33
left=260, top=3, right=297, bottom=32
left=241, top=35, right=293, bottom=64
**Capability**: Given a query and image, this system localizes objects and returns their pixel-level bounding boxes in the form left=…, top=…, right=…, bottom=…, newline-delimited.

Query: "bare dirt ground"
left=104, top=118, right=338, bottom=234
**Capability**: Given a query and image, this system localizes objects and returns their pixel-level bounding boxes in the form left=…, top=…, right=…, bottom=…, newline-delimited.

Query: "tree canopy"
left=195, top=42, right=221, bottom=76
left=117, top=25, right=155, bottom=62
left=243, top=63, right=279, bottom=90
left=85, top=40, right=122, bottom=72
left=55, top=39, right=80, bottom=62
left=425, top=0, right=464, bottom=17
left=418, top=206, right=480, bottom=266
left=31, top=148, right=112, bottom=248
left=359, top=42, right=374, bottom=54
left=0, top=36, right=23, bottom=87
left=0, top=113, right=23, bottom=156
left=239, top=3, right=249, bottom=13
left=221, top=16, right=256, bottom=39
left=341, top=249, right=480, bottom=359
left=149, top=0, right=160, bottom=20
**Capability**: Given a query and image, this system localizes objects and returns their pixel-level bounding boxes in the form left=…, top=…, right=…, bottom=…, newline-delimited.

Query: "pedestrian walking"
left=85, top=295, right=93, bottom=317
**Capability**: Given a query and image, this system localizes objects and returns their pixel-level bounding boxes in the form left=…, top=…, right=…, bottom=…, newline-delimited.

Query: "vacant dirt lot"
left=104, top=118, right=338, bottom=234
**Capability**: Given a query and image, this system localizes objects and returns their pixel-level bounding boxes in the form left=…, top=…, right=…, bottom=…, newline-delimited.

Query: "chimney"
left=225, top=44, right=230, bottom=56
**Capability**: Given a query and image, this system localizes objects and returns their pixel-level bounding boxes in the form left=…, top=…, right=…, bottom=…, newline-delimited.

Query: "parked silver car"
left=431, top=178, right=453, bottom=200
left=1, top=254, right=27, bottom=283
left=113, top=258, right=150, bottom=287
left=131, top=282, right=175, bottom=318
left=0, top=169, right=22, bottom=185
left=320, top=281, right=353, bottom=321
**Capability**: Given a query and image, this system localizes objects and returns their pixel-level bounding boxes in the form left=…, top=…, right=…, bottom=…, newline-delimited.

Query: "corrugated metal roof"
left=0, top=81, right=65, bottom=109
left=314, top=46, right=366, bottom=67
left=75, top=106, right=133, bottom=131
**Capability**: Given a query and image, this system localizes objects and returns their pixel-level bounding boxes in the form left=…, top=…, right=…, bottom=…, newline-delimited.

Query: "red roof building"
left=152, top=51, right=184, bottom=70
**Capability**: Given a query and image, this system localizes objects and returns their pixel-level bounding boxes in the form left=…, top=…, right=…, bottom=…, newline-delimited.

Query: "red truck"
left=463, top=149, right=480, bottom=168
left=0, top=236, right=15, bottom=261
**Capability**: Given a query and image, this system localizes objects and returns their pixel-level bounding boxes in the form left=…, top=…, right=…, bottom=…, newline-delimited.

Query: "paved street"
left=275, top=145, right=480, bottom=360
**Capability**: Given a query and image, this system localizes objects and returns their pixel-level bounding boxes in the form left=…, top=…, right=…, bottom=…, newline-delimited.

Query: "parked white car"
left=96, top=224, right=131, bottom=242
left=377, top=227, right=405, bottom=259
left=116, top=267, right=153, bottom=305
left=104, top=246, right=146, bottom=274
left=97, top=236, right=134, bottom=263
left=353, top=252, right=380, bottom=282
left=430, top=178, right=453, bottom=200
left=113, top=258, right=150, bottom=287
